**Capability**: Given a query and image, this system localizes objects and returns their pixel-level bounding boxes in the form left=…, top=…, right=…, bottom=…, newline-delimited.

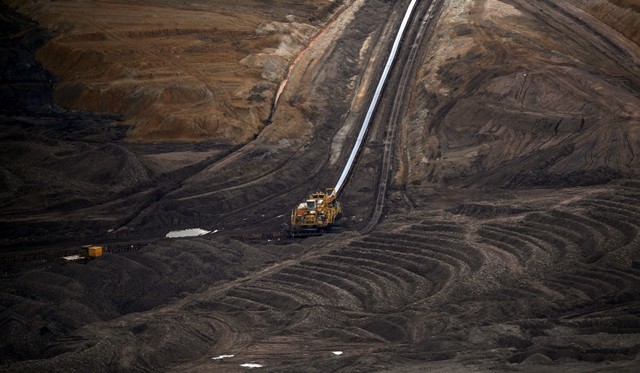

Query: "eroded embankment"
left=5, top=0, right=347, bottom=143
left=395, top=0, right=640, bottom=208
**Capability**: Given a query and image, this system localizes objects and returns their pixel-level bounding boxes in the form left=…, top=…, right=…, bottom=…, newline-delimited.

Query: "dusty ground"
left=1, top=0, right=640, bottom=371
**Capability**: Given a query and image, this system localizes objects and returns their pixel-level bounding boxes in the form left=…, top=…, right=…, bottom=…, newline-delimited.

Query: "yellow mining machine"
left=290, top=188, right=342, bottom=234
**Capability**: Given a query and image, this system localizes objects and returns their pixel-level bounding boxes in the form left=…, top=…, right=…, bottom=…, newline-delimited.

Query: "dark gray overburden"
left=2, top=0, right=640, bottom=371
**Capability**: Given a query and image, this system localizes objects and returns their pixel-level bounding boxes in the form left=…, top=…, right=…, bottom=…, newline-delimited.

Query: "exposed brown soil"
left=397, top=0, right=640, bottom=201
left=567, top=0, right=640, bottom=44
left=1, top=0, right=640, bottom=372
left=4, top=0, right=347, bottom=143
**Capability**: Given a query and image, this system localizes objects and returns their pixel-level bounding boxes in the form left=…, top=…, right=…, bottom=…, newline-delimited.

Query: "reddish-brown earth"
left=4, top=0, right=346, bottom=143
left=1, top=0, right=640, bottom=372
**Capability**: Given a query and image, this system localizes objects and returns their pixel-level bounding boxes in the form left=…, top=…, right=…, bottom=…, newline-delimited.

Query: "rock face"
left=5, top=0, right=344, bottom=143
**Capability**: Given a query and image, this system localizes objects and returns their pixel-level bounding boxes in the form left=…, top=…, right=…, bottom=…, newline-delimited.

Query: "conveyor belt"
left=331, top=0, right=418, bottom=197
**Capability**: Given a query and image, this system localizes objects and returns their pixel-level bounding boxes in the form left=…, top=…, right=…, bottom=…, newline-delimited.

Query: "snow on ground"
left=165, top=228, right=210, bottom=238
left=240, top=363, right=264, bottom=368
left=62, top=255, right=83, bottom=261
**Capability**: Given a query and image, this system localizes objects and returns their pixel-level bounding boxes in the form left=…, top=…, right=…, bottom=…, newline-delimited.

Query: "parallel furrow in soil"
left=544, top=278, right=595, bottom=300
left=334, top=248, right=446, bottom=294
left=355, top=237, right=467, bottom=271
left=515, top=221, right=577, bottom=258
left=365, top=231, right=484, bottom=270
left=584, top=210, right=638, bottom=247
left=477, top=227, right=533, bottom=264
left=489, top=222, right=566, bottom=262
left=323, top=251, right=442, bottom=300
left=548, top=274, right=613, bottom=299
left=411, top=222, right=465, bottom=234
left=273, top=266, right=367, bottom=309
left=257, top=276, right=334, bottom=306
left=298, top=261, right=403, bottom=308
left=517, top=218, right=596, bottom=254
left=314, top=254, right=437, bottom=300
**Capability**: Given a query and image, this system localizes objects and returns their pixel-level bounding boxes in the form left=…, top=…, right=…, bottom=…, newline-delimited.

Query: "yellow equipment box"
left=87, top=246, right=103, bottom=258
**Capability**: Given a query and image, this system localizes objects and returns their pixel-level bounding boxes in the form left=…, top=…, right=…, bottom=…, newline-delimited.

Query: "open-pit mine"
left=1, top=0, right=640, bottom=372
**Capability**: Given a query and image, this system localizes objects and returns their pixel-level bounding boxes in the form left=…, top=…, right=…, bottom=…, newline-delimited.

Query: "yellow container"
left=87, top=246, right=103, bottom=258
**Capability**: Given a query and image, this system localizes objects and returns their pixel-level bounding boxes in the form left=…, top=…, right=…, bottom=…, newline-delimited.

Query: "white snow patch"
left=63, top=255, right=83, bottom=261
left=165, top=228, right=210, bottom=238
left=332, top=351, right=343, bottom=356
left=212, top=229, right=219, bottom=234
left=240, top=363, right=264, bottom=368
left=212, top=354, right=234, bottom=360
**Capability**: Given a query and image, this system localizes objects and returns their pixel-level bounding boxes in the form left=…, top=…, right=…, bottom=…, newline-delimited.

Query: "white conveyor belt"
left=332, top=0, right=418, bottom=197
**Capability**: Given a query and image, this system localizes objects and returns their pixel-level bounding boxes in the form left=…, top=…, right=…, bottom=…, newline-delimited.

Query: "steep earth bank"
left=568, top=0, right=640, bottom=45
left=5, top=0, right=347, bottom=143
left=395, top=0, right=640, bottom=210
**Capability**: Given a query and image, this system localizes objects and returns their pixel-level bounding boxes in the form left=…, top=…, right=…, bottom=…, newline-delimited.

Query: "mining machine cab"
left=291, top=188, right=342, bottom=233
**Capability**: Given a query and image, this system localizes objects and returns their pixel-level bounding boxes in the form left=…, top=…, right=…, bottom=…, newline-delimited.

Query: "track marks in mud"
left=6, top=183, right=640, bottom=371
left=198, top=188, right=639, bottom=369
left=210, top=221, right=481, bottom=343
left=469, top=188, right=640, bottom=314
left=405, top=0, right=640, bottom=195
left=537, top=188, right=640, bottom=303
